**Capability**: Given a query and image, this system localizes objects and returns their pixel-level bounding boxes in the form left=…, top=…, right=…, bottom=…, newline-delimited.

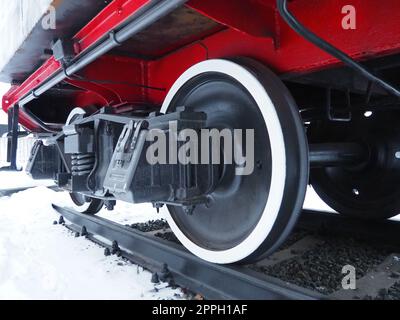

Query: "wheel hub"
left=309, top=111, right=400, bottom=219
left=166, top=72, right=272, bottom=251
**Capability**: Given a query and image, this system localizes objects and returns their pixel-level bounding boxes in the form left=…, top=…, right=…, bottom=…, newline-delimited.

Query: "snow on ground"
left=0, top=171, right=335, bottom=300
left=0, top=171, right=54, bottom=189
left=304, top=187, right=334, bottom=212
left=0, top=172, right=181, bottom=300
left=0, top=171, right=398, bottom=299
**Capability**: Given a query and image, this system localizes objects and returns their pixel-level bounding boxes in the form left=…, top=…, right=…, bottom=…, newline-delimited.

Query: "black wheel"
left=309, top=110, right=400, bottom=220
left=69, top=192, right=104, bottom=214
left=160, top=59, right=309, bottom=264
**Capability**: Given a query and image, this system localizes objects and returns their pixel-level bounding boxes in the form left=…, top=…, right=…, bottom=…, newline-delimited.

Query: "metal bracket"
left=109, top=31, right=122, bottom=46
left=130, top=120, right=147, bottom=151
left=0, top=105, right=20, bottom=171
left=52, top=38, right=75, bottom=65
left=326, top=87, right=352, bottom=122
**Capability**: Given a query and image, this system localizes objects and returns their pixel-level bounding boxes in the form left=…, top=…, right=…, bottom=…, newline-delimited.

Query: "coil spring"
left=71, top=153, right=95, bottom=176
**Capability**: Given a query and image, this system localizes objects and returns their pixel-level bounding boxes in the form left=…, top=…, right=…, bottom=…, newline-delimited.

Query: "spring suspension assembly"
left=71, top=153, right=95, bottom=176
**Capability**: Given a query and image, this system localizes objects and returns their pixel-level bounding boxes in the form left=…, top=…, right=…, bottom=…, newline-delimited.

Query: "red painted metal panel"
left=72, top=55, right=150, bottom=105
left=148, top=0, right=400, bottom=103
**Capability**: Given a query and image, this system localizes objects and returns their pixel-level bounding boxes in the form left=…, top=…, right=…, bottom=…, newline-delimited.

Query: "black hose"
left=276, top=0, right=400, bottom=98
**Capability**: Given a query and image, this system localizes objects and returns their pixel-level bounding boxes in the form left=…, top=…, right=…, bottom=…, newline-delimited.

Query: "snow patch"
left=0, top=171, right=54, bottom=190
left=0, top=185, right=181, bottom=300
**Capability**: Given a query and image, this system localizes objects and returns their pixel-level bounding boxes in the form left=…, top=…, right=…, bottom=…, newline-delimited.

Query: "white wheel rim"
left=160, top=59, right=287, bottom=264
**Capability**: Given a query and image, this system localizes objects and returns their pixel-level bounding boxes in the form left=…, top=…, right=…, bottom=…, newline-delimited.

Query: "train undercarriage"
left=2, top=0, right=400, bottom=264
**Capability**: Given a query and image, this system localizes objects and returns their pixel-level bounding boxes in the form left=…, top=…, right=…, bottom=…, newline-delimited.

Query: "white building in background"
left=0, top=136, right=35, bottom=168
left=0, top=82, right=33, bottom=167
left=0, top=82, right=10, bottom=124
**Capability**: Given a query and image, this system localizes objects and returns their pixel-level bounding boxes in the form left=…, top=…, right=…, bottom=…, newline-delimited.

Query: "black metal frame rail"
left=52, top=204, right=321, bottom=300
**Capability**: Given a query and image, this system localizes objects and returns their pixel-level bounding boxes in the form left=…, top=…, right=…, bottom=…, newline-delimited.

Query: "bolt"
left=81, top=226, right=88, bottom=237
left=161, top=263, right=169, bottom=274
left=58, top=216, right=65, bottom=225
left=105, top=200, right=116, bottom=211
left=104, top=248, right=111, bottom=256
left=151, top=272, right=160, bottom=284
left=153, top=202, right=163, bottom=213
left=168, top=279, right=177, bottom=289
left=111, top=240, right=120, bottom=255
left=183, top=205, right=195, bottom=215
left=160, top=263, right=171, bottom=282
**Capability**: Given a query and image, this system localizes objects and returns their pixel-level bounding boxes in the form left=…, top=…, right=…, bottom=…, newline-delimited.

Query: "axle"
left=309, top=143, right=368, bottom=168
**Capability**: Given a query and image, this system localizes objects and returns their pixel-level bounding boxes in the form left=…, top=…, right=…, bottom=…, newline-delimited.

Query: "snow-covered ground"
left=0, top=172, right=182, bottom=300
left=0, top=171, right=54, bottom=189
left=0, top=170, right=397, bottom=300
left=0, top=170, right=333, bottom=300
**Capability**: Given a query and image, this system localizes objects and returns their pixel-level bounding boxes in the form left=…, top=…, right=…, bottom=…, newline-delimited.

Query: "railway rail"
left=52, top=204, right=400, bottom=300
